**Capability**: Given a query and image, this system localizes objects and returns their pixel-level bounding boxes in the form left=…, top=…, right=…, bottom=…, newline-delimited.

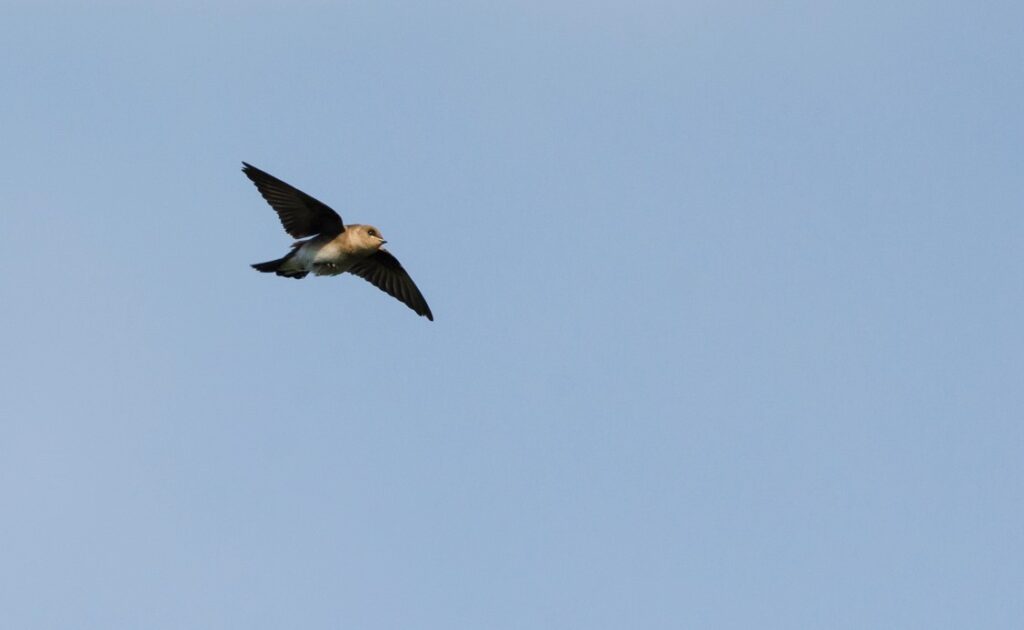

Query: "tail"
left=251, top=250, right=308, bottom=279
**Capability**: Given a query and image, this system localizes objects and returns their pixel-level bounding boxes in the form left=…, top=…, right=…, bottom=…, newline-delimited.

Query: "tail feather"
left=251, top=251, right=308, bottom=279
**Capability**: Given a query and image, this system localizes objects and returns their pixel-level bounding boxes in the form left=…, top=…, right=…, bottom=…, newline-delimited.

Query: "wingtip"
left=241, top=162, right=264, bottom=183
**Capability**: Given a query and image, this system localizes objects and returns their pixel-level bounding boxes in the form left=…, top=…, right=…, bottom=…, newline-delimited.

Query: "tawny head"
left=350, top=224, right=387, bottom=252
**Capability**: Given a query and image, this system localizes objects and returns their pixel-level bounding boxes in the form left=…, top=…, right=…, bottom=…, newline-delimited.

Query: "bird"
left=242, top=162, right=433, bottom=320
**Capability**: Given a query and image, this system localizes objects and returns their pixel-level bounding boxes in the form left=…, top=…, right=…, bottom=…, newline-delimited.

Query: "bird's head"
left=354, top=224, right=387, bottom=251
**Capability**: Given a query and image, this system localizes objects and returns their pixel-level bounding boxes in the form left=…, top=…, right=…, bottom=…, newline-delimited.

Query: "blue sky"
left=1, top=2, right=1021, bottom=628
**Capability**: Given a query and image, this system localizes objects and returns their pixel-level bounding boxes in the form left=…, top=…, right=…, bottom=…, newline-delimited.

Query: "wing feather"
left=348, top=249, right=433, bottom=320
left=242, top=162, right=344, bottom=238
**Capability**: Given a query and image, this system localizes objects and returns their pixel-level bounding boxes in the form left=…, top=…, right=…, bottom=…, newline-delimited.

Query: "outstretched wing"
left=348, top=249, right=434, bottom=320
left=242, top=162, right=345, bottom=238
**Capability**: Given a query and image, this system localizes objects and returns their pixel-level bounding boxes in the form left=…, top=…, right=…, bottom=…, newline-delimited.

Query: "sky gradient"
left=2, top=2, right=1022, bottom=628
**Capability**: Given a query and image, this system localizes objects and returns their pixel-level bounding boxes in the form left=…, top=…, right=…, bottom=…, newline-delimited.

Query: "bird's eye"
left=368, top=230, right=376, bottom=237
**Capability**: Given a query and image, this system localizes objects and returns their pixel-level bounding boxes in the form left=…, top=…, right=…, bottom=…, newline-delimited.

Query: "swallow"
left=243, top=162, right=433, bottom=320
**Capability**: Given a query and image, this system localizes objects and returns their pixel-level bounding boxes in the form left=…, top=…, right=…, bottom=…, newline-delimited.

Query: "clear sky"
left=1, top=2, right=1021, bottom=628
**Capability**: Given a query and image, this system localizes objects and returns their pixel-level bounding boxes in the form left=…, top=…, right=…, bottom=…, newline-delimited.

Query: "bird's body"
left=243, top=163, right=433, bottom=320
left=274, top=226, right=380, bottom=277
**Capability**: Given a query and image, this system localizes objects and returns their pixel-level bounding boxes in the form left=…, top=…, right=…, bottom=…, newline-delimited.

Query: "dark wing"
left=348, top=249, right=434, bottom=320
left=242, top=162, right=344, bottom=238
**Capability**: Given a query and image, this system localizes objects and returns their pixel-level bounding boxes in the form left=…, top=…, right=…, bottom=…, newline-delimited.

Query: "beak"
left=380, top=239, right=387, bottom=245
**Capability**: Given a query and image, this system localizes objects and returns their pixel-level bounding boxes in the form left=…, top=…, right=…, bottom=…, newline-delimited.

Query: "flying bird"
left=243, top=162, right=433, bottom=320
